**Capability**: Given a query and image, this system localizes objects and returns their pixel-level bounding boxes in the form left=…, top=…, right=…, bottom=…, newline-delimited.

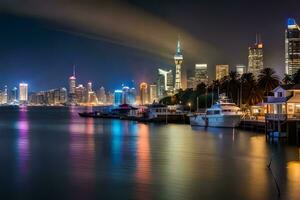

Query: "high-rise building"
left=157, top=68, right=173, bottom=97
left=114, top=90, right=123, bottom=105
left=248, top=35, right=263, bottom=77
left=69, top=67, right=76, bottom=94
left=9, top=87, right=17, bottom=104
left=187, top=77, right=196, bottom=89
left=122, top=86, right=130, bottom=104
left=195, top=64, right=208, bottom=84
left=75, top=84, right=85, bottom=103
left=216, top=65, right=229, bottom=80
left=97, top=86, right=106, bottom=104
left=1, top=85, right=8, bottom=104
left=149, top=84, right=158, bottom=103
left=128, top=87, right=137, bottom=105
left=139, top=82, right=148, bottom=105
left=236, top=65, right=247, bottom=77
left=19, top=83, right=28, bottom=103
left=285, top=18, right=300, bottom=75
left=174, top=39, right=183, bottom=91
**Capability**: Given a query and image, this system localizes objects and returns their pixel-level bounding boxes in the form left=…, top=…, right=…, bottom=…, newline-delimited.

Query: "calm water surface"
left=0, top=106, right=299, bottom=200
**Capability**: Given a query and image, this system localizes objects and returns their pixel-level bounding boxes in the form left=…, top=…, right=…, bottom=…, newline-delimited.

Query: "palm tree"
left=257, top=68, right=280, bottom=96
left=292, top=69, right=300, bottom=84
left=241, top=73, right=263, bottom=106
left=227, top=71, right=240, bottom=104
left=282, top=74, right=293, bottom=85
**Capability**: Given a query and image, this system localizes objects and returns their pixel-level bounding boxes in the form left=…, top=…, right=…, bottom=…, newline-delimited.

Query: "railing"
left=266, top=113, right=300, bottom=121
left=265, top=114, right=287, bottom=121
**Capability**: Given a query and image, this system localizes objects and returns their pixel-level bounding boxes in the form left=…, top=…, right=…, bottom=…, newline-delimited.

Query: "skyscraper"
left=236, top=65, right=246, bottom=77
left=69, top=66, right=76, bottom=94
left=157, top=68, right=173, bottom=97
left=75, top=84, right=85, bottom=103
left=149, top=84, right=158, bottom=103
left=216, top=65, right=229, bottom=80
left=97, top=86, right=106, bottom=104
left=19, top=83, right=28, bottom=103
left=139, top=82, right=148, bottom=105
left=187, top=77, right=196, bottom=89
left=2, top=85, right=8, bottom=104
left=174, top=39, right=183, bottom=91
left=285, top=18, right=300, bottom=75
left=248, top=35, right=263, bottom=77
left=195, top=64, right=208, bottom=85
left=114, top=90, right=123, bottom=105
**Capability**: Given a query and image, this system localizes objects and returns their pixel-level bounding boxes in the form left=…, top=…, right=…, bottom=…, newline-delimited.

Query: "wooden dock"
left=239, top=119, right=265, bottom=132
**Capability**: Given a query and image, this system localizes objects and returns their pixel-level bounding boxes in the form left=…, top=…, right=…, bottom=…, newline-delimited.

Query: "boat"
left=146, top=104, right=189, bottom=123
left=189, top=95, right=242, bottom=128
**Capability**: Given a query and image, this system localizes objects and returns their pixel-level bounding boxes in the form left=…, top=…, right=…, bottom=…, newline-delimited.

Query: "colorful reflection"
left=111, top=120, right=123, bottom=164
left=286, top=161, right=300, bottom=199
left=135, top=124, right=151, bottom=199
left=16, top=106, right=30, bottom=179
left=68, top=109, right=96, bottom=199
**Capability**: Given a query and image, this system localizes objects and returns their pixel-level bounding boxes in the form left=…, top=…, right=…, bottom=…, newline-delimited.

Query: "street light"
left=188, top=102, right=191, bottom=113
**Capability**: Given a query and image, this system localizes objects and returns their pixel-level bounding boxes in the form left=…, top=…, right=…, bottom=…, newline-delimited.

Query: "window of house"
left=277, top=92, right=283, bottom=97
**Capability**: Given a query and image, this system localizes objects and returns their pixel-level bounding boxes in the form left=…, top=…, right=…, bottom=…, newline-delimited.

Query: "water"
left=0, top=106, right=299, bottom=200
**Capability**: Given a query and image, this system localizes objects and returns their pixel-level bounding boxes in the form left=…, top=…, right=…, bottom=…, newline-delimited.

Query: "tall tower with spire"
left=248, top=34, right=263, bottom=78
left=69, top=65, right=76, bottom=94
left=174, top=38, right=183, bottom=91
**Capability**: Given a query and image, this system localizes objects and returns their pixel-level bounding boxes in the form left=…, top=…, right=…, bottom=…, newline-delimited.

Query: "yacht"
left=189, top=95, right=242, bottom=128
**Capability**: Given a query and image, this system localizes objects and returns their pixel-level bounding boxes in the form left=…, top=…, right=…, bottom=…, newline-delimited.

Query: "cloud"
left=0, top=0, right=218, bottom=62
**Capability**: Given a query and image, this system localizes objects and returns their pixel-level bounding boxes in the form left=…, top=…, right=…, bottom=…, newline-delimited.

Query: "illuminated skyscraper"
left=122, top=86, right=130, bottom=104
left=285, top=18, right=300, bottom=75
left=2, top=85, right=8, bottom=104
left=157, top=68, right=173, bottom=97
left=216, top=65, right=229, bottom=80
left=195, top=64, right=208, bottom=84
left=139, top=82, right=148, bottom=105
left=75, top=84, right=85, bottom=103
left=114, top=90, right=123, bottom=105
left=187, top=77, right=196, bottom=89
left=97, top=86, right=106, bottom=104
left=236, top=65, right=246, bottom=77
left=149, top=84, right=158, bottom=103
left=69, top=66, right=76, bottom=94
left=174, top=39, right=183, bottom=90
left=9, top=87, right=17, bottom=103
left=248, top=35, right=263, bottom=77
left=19, top=83, right=28, bottom=102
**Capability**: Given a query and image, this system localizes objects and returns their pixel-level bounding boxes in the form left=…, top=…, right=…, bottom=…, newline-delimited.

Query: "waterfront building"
left=1, top=85, right=8, bottom=104
left=174, top=39, right=183, bottom=91
left=285, top=18, right=300, bottom=75
left=157, top=68, right=173, bottom=98
left=195, top=64, right=208, bottom=84
left=187, top=77, right=196, bottom=89
left=97, top=86, right=106, bottom=104
left=236, top=65, right=247, bottom=77
left=9, top=87, right=18, bottom=104
left=106, top=91, right=114, bottom=105
left=19, top=83, right=28, bottom=103
left=114, top=90, right=123, bottom=105
left=140, top=82, right=148, bottom=105
left=122, top=86, right=130, bottom=104
left=149, top=84, right=158, bottom=103
left=128, top=87, right=137, bottom=105
left=59, top=88, right=67, bottom=104
left=68, top=66, right=77, bottom=103
left=75, top=84, right=85, bottom=103
left=216, top=65, right=229, bottom=80
left=248, top=35, right=264, bottom=77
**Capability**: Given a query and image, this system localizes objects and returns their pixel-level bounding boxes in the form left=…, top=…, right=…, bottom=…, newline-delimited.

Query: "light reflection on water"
left=0, top=106, right=299, bottom=200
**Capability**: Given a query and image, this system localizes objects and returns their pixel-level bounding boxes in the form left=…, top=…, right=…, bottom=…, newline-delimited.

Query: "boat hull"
left=189, top=114, right=241, bottom=128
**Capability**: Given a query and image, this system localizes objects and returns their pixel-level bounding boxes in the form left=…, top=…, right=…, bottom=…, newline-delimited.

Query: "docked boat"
left=189, top=95, right=242, bottom=128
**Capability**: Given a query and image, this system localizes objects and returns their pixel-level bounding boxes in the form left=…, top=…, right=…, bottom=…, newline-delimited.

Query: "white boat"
left=189, top=95, right=242, bottom=128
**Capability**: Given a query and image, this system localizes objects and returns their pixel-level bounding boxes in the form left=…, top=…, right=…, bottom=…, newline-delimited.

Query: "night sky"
left=0, top=0, right=299, bottom=92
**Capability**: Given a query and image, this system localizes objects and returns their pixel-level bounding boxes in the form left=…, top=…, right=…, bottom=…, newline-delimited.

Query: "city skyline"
left=0, top=1, right=299, bottom=91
